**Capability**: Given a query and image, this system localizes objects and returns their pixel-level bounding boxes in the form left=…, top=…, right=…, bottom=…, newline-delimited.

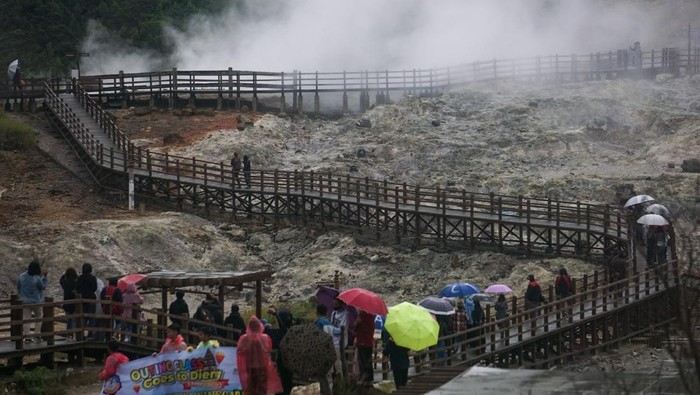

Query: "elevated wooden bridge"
left=0, top=47, right=688, bottom=392
left=5, top=46, right=693, bottom=114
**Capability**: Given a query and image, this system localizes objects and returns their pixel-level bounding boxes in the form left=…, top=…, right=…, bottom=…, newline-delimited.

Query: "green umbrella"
left=385, top=302, right=439, bottom=351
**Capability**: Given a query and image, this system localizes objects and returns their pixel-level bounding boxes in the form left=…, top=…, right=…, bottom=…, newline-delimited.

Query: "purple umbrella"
left=315, top=286, right=340, bottom=317
left=484, top=284, right=513, bottom=293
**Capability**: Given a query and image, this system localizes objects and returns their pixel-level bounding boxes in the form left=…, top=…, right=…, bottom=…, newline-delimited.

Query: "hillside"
left=1, top=76, right=698, bottom=311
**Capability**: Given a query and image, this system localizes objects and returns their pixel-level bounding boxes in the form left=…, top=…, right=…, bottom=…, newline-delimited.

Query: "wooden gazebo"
left=137, top=270, right=274, bottom=317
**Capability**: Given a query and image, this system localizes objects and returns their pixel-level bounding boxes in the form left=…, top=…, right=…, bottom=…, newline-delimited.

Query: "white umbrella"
left=7, top=59, right=18, bottom=80
left=646, top=204, right=670, bottom=216
left=624, top=195, right=654, bottom=208
left=637, top=214, right=669, bottom=226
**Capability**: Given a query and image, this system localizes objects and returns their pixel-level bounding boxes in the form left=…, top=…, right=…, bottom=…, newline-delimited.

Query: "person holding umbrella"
left=354, top=310, right=377, bottom=386
left=382, top=333, right=410, bottom=390
left=494, top=294, right=508, bottom=339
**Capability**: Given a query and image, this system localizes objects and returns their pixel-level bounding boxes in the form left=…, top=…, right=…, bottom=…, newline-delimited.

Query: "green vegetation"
left=9, top=367, right=66, bottom=395
left=0, top=111, right=37, bottom=151
left=0, top=0, right=243, bottom=76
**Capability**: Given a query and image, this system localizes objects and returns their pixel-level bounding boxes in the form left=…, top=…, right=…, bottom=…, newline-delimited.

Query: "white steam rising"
left=81, top=0, right=700, bottom=75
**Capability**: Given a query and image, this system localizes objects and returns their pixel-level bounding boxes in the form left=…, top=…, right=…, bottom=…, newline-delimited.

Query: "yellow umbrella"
left=385, top=302, right=439, bottom=351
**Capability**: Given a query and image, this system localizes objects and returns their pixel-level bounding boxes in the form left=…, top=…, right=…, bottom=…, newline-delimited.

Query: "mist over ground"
left=82, top=0, right=700, bottom=74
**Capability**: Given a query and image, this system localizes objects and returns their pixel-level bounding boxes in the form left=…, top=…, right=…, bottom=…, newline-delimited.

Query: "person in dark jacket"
left=470, top=299, right=485, bottom=351
left=168, top=290, right=190, bottom=326
left=242, top=155, right=251, bottom=188
left=76, top=263, right=98, bottom=335
left=494, top=294, right=508, bottom=339
left=224, top=304, right=246, bottom=342
left=525, top=275, right=544, bottom=308
left=555, top=267, right=572, bottom=300
left=382, top=334, right=410, bottom=390
left=231, top=152, right=241, bottom=187
left=192, top=294, right=224, bottom=335
left=60, top=267, right=78, bottom=335
left=267, top=307, right=294, bottom=395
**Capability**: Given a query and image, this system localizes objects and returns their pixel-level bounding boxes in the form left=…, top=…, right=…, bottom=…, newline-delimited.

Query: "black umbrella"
left=280, top=324, right=336, bottom=379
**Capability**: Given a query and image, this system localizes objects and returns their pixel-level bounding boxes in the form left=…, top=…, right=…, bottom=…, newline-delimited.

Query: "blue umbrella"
left=438, top=282, right=480, bottom=298
left=374, top=315, right=386, bottom=330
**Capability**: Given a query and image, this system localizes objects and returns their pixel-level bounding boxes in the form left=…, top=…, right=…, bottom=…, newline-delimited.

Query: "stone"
left=655, top=73, right=674, bottom=83
left=355, top=118, right=371, bottom=128
left=667, top=163, right=675, bottom=169
left=241, top=105, right=250, bottom=113
left=681, top=158, right=700, bottom=173
left=133, top=107, right=151, bottom=116
left=163, top=133, right=184, bottom=145
left=357, top=148, right=367, bottom=158
left=236, top=114, right=255, bottom=126
left=431, top=119, right=441, bottom=127
left=349, top=165, right=358, bottom=172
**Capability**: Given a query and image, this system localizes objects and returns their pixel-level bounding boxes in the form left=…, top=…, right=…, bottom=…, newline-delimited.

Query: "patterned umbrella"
left=280, top=324, right=336, bottom=379
left=417, top=297, right=455, bottom=315
left=438, top=282, right=480, bottom=298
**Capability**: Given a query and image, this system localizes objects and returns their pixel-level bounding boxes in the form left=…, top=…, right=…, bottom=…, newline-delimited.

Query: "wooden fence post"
left=10, top=294, right=23, bottom=365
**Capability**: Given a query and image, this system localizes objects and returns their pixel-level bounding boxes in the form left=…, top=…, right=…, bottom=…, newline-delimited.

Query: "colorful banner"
left=101, top=347, right=242, bottom=395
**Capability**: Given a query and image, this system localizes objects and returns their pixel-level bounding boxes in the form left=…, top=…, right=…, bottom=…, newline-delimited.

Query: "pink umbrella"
left=118, top=274, right=147, bottom=291
left=338, top=288, right=388, bottom=316
left=484, top=284, right=513, bottom=293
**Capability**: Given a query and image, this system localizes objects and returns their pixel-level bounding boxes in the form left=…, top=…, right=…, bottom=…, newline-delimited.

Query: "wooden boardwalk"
left=45, top=87, right=631, bottom=265
left=29, top=71, right=683, bottom=391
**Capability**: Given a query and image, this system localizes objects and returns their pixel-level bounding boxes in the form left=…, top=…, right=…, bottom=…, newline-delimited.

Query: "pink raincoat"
left=236, top=316, right=283, bottom=395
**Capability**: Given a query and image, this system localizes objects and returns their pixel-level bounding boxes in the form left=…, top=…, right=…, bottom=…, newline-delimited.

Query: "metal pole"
left=128, top=163, right=135, bottom=210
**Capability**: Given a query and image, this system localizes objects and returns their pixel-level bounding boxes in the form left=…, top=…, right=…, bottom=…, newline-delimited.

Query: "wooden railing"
left=0, top=261, right=679, bottom=376
left=43, top=80, right=630, bottom=257
left=9, top=46, right=695, bottom=103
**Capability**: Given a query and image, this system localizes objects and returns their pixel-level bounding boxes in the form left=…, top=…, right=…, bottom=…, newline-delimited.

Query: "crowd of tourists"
left=16, top=258, right=578, bottom=394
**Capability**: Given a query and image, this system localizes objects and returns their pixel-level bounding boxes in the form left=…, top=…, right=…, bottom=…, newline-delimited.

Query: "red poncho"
left=236, top=316, right=283, bottom=394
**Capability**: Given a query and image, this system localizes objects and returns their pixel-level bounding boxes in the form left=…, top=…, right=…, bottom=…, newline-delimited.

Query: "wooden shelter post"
left=256, top=280, right=263, bottom=318
left=161, top=287, right=168, bottom=313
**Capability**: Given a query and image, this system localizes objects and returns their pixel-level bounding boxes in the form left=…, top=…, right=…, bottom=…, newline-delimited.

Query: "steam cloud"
left=82, top=0, right=700, bottom=75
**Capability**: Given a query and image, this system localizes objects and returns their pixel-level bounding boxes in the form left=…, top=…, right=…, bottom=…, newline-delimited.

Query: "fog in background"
left=82, top=0, right=700, bottom=74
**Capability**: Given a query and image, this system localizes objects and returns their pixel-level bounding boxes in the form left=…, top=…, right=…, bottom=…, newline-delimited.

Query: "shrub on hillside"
left=0, top=111, right=37, bottom=150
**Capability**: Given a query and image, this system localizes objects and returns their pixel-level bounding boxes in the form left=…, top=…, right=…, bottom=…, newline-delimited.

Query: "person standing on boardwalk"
left=76, top=263, right=98, bottom=337
left=354, top=310, right=377, bottom=386
left=494, top=294, right=508, bottom=339
left=382, top=334, right=410, bottom=390
left=231, top=152, right=242, bottom=187
left=242, top=154, right=251, bottom=188
left=17, top=260, right=48, bottom=341
left=60, top=267, right=78, bottom=338
left=168, top=290, right=189, bottom=326
left=525, top=274, right=545, bottom=318
left=121, top=283, right=144, bottom=343
left=555, top=268, right=573, bottom=300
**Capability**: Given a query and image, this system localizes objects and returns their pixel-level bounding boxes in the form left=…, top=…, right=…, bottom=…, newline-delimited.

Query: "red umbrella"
left=118, top=274, right=147, bottom=291
left=338, top=288, right=388, bottom=315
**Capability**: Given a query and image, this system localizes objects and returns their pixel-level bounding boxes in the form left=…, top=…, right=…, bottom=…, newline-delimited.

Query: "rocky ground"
left=0, top=74, right=698, bottom=387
